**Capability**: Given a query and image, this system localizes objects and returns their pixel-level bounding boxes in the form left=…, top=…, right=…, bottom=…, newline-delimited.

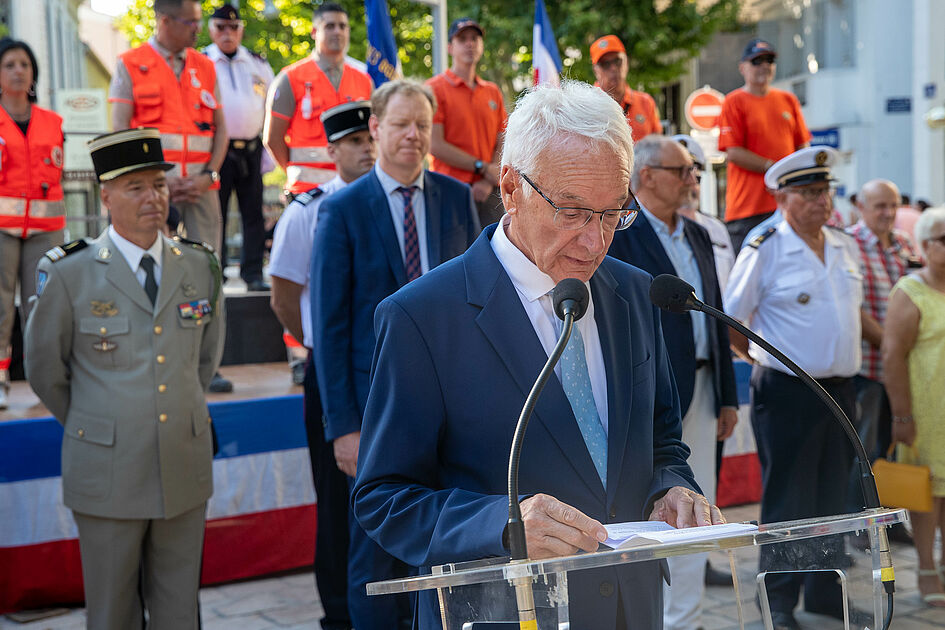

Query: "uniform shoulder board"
left=746, top=227, right=777, bottom=249
left=293, top=187, right=326, bottom=207
left=174, top=235, right=216, bottom=255
left=44, top=239, right=89, bottom=262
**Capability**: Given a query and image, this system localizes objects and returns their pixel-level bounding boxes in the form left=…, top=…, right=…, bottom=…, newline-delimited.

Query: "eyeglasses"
left=787, top=185, right=835, bottom=201
left=926, top=234, right=945, bottom=246
left=647, top=164, right=700, bottom=180
left=518, top=171, right=638, bottom=232
left=212, top=21, right=243, bottom=31
left=751, top=55, right=776, bottom=66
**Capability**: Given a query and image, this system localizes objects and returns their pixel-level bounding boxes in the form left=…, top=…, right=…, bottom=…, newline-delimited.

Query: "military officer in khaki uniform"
left=24, top=127, right=225, bottom=630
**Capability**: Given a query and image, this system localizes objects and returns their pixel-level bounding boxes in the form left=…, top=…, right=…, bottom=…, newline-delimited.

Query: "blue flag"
left=365, top=0, right=400, bottom=86
left=533, top=0, right=563, bottom=86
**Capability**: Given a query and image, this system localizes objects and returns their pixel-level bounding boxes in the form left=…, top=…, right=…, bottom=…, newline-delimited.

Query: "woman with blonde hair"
left=882, top=206, right=945, bottom=607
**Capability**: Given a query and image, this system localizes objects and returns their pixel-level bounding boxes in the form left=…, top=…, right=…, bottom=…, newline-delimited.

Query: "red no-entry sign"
left=685, top=87, right=725, bottom=131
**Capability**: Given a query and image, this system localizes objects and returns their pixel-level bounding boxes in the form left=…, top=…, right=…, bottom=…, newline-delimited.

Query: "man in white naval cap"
left=724, top=146, right=864, bottom=629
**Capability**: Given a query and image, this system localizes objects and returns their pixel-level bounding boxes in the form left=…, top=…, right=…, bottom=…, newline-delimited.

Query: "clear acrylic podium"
left=368, top=508, right=906, bottom=629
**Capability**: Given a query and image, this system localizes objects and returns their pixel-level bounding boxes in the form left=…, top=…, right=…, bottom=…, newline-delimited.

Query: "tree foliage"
left=118, top=0, right=740, bottom=100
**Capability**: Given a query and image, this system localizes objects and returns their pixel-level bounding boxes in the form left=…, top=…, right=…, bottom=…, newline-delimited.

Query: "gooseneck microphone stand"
left=648, top=273, right=896, bottom=630
left=506, top=278, right=589, bottom=630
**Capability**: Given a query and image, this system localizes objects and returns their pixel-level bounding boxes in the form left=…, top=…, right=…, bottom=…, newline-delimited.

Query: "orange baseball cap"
left=590, top=35, right=626, bottom=65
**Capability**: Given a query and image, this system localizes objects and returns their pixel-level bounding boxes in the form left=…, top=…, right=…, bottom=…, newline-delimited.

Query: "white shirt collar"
left=491, top=216, right=558, bottom=303
left=205, top=43, right=249, bottom=63
left=375, top=164, right=425, bottom=195
left=108, top=225, right=163, bottom=272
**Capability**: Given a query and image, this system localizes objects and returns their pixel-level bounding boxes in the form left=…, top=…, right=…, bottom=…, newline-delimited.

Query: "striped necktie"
left=396, top=186, right=421, bottom=281
left=560, top=323, right=607, bottom=486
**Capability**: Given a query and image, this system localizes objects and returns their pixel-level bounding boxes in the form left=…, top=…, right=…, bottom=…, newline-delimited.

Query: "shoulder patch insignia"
left=293, top=187, right=326, bottom=208
left=44, top=239, right=89, bottom=262
left=747, top=227, right=777, bottom=249
left=174, top=235, right=216, bottom=255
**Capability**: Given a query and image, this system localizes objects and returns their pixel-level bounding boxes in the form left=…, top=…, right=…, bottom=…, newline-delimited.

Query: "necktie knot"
left=396, top=186, right=418, bottom=204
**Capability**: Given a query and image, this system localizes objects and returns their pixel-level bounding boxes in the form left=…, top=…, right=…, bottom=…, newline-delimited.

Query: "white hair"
left=502, top=80, right=633, bottom=180
left=914, top=206, right=945, bottom=258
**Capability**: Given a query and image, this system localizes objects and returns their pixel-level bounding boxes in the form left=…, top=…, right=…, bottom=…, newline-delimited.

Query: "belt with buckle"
left=230, top=138, right=259, bottom=151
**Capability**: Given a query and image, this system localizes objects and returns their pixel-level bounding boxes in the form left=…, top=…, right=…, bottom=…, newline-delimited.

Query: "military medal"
left=178, top=298, right=213, bottom=320
left=797, top=292, right=810, bottom=304
left=93, top=339, right=117, bottom=352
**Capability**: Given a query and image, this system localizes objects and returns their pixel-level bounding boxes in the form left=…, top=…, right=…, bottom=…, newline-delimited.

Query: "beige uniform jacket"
left=24, top=231, right=225, bottom=520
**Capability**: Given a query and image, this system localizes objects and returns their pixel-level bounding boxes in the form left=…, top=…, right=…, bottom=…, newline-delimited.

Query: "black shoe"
left=209, top=372, right=233, bottom=393
left=887, top=522, right=914, bottom=545
left=246, top=279, right=271, bottom=292
left=769, top=609, right=800, bottom=630
left=705, top=560, right=732, bottom=586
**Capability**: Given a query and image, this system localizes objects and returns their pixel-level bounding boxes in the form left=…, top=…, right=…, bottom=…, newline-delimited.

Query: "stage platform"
left=0, top=363, right=314, bottom=615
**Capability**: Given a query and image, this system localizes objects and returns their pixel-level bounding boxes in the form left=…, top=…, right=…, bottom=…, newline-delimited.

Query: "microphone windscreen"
left=649, top=274, right=697, bottom=314
left=552, top=278, right=590, bottom=321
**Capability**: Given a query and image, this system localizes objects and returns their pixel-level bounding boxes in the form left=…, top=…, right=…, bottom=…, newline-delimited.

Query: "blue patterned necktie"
left=560, top=321, right=607, bottom=486
left=396, top=186, right=421, bottom=282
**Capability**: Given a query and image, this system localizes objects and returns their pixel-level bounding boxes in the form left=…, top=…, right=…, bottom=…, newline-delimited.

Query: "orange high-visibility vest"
left=118, top=43, right=219, bottom=187
left=0, top=105, right=65, bottom=238
left=283, top=58, right=372, bottom=193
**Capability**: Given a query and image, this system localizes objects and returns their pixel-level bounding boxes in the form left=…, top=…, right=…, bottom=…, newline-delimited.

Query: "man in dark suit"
left=353, top=81, right=724, bottom=629
left=607, top=135, right=738, bottom=630
left=311, top=78, right=480, bottom=630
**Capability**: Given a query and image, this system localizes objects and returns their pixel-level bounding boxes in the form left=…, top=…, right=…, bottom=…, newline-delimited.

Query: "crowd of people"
left=2, top=0, right=945, bottom=629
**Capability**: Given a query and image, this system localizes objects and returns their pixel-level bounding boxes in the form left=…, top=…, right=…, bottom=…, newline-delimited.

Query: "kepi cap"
left=88, top=128, right=174, bottom=182
left=320, top=101, right=372, bottom=143
left=671, top=134, right=706, bottom=169
left=590, top=35, right=626, bottom=65
left=448, top=17, right=483, bottom=40
left=210, top=4, right=240, bottom=21
left=741, top=38, right=777, bottom=61
left=764, top=146, right=838, bottom=190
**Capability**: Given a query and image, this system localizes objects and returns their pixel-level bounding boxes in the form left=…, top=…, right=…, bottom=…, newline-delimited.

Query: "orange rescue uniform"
left=272, top=58, right=372, bottom=194
left=426, top=69, right=507, bottom=184
left=0, top=105, right=65, bottom=237
left=112, top=44, right=220, bottom=188
left=717, top=88, right=811, bottom=221
left=609, top=84, right=662, bottom=142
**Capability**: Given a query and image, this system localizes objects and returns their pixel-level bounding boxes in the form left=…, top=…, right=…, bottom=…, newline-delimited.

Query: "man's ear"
left=499, top=165, right=518, bottom=215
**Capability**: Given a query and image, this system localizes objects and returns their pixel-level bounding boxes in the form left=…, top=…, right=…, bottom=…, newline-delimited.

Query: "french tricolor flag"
left=532, top=0, right=563, bottom=86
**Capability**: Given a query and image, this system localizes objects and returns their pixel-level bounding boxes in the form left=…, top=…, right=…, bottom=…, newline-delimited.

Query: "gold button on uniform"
left=207, top=417, right=212, bottom=424
left=154, top=325, right=162, bottom=334
left=99, top=327, right=107, bottom=334
left=157, top=355, right=166, bottom=364
left=159, top=414, right=168, bottom=422
left=77, top=429, right=85, bottom=438
left=158, top=384, right=167, bottom=393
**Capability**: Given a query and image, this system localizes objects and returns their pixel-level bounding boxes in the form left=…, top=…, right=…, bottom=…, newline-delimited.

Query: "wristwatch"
left=204, top=169, right=220, bottom=183
left=473, top=159, right=484, bottom=175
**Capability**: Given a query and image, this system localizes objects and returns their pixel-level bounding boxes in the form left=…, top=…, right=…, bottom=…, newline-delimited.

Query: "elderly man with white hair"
left=353, top=80, right=723, bottom=629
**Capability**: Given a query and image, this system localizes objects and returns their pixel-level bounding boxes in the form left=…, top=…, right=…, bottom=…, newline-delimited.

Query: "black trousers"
left=726, top=211, right=774, bottom=253
left=303, top=355, right=352, bottom=629
left=750, top=366, right=855, bottom=615
left=218, top=139, right=266, bottom=282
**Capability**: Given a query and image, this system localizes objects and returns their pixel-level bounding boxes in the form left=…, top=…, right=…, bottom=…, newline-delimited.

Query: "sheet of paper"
left=603, top=521, right=758, bottom=549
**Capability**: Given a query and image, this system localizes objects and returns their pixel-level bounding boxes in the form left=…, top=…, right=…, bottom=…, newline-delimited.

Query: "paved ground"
left=3, top=503, right=943, bottom=629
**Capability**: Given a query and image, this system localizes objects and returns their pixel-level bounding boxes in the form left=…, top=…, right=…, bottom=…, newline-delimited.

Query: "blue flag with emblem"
left=365, top=0, right=401, bottom=86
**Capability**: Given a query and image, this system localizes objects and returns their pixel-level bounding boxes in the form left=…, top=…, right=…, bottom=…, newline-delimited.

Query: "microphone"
left=649, top=274, right=896, bottom=618
left=506, top=278, right=589, bottom=628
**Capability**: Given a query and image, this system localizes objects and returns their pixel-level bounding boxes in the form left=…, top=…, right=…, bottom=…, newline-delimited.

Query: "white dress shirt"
left=725, top=220, right=863, bottom=378
left=108, top=225, right=163, bottom=290
left=204, top=44, right=273, bottom=140
left=269, top=175, right=347, bottom=348
left=490, top=217, right=609, bottom=433
left=374, top=165, right=430, bottom=274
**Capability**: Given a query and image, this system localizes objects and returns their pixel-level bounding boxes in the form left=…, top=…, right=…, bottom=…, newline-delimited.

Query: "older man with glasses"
left=725, top=146, right=864, bottom=630
left=608, top=136, right=738, bottom=630
left=353, top=80, right=723, bottom=629
left=718, top=39, right=811, bottom=251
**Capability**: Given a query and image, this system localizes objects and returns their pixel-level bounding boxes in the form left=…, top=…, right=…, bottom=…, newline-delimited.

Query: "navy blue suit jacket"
left=353, top=225, right=698, bottom=629
left=311, top=169, right=480, bottom=441
left=608, top=213, right=737, bottom=416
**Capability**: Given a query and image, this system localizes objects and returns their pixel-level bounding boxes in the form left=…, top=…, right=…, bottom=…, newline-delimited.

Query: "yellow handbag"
left=872, top=444, right=933, bottom=513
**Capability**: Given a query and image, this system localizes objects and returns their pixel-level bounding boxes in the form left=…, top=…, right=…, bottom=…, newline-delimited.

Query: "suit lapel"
left=467, top=231, right=604, bottom=497
left=634, top=213, right=677, bottom=275
left=367, top=172, right=408, bottom=287
left=590, top=265, right=632, bottom=504
left=154, top=238, right=185, bottom=316
left=101, top=234, right=154, bottom=314
left=423, top=172, right=442, bottom=267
